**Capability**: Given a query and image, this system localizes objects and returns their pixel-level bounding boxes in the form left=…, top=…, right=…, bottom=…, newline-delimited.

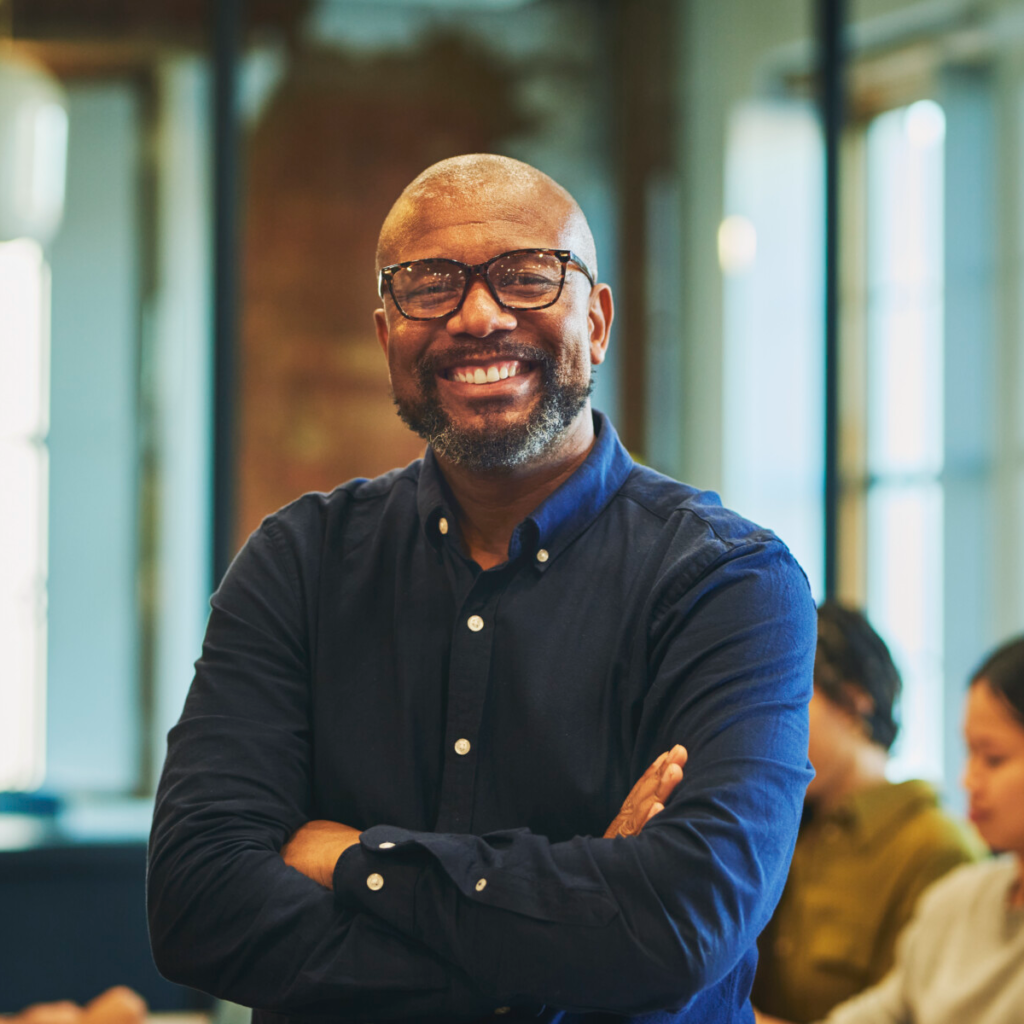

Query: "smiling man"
left=148, top=155, right=816, bottom=1024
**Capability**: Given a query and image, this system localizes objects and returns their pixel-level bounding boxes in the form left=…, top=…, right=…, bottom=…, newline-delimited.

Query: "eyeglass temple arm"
left=568, top=251, right=595, bottom=286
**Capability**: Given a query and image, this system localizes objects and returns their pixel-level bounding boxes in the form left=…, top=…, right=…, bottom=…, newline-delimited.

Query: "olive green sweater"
left=753, top=779, right=980, bottom=1022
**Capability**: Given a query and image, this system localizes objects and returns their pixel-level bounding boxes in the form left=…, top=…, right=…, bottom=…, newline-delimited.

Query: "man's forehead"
left=395, top=214, right=573, bottom=259
left=378, top=192, right=590, bottom=269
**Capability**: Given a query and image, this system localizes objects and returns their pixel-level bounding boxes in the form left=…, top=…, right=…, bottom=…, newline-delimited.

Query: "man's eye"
left=411, top=282, right=454, bottom=297
left=500, top=272, right=559, bottom=293
left=403, top=280, right=460, bottom=307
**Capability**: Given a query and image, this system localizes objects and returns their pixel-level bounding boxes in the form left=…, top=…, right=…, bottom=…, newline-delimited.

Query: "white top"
left=820, top=857, right=1024, bottom=1024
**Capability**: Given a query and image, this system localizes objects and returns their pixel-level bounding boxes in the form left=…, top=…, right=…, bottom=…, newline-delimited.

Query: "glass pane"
left=0, top=596, right=47, bottom=791
left=0, top=238, right=48, bottom=439
left=0, top=440, right=47, bottom=584
left=866, top=481, right=944, bottom=783
left=0, top=440, right=48, bottom=791
left=866, top=103, right=945, bottom=477
left=721, top=100, right=825, bottom=596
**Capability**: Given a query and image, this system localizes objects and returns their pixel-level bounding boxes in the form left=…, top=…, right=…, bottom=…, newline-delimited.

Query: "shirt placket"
left=433, top=567, right=505, bottom=835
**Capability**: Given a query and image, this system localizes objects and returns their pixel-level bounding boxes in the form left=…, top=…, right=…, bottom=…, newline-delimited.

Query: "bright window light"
left=721, top=100, right=825, bottom=597
left=0, top=238, right=49, bottom=791
left=864, top=102, right=945, bottom=783
left=717, top=214, right=758, bottom=274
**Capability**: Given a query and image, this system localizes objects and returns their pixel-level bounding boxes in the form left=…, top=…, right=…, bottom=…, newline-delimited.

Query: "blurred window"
left=41, top=82, right=143, bottom=795
left=0, top=239, right=49, bottom=790
left=1, top=64, right=214, bottom=815
left=721, top=99, right=825, bottom=598
left=863, top=101, right=946, bottom=783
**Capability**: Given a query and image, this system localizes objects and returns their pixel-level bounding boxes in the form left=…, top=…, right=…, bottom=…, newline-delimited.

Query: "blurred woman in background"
left=752, top=602, right=979, bottom=1022
left=756, top=634, right=1024, bottom=1024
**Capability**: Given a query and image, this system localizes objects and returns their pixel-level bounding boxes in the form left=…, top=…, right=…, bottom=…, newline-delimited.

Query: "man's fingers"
left=655, top=761, right=683, bottom=802
left=604, top=745, right=689, bottom=838
left=638, top=746, right=688, bottom=812
left=642, top=801, right=664, bottom=826
left=665, top=743, right=688, bottom=767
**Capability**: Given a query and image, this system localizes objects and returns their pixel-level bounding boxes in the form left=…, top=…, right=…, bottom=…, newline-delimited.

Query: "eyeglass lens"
left=390, top=251, right=565, bottom=318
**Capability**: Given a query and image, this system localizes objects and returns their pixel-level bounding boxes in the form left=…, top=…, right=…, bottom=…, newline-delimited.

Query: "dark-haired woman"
left=752, top=603, right=979, bottom=1022
left=757, top=635, right=1024, bottom=1024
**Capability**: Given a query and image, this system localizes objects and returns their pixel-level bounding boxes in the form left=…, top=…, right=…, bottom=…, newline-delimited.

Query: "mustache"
left=416, top=341, right=554, bottom=378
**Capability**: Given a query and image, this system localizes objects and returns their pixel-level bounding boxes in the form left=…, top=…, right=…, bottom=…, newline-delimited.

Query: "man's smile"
left=420, top=349, right=546, bottom=401
left=446, top=359, right=527, bottom=385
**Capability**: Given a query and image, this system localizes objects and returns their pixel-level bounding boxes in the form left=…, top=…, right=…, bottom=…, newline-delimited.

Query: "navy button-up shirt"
left=149, top=412, right=815, bottom=1023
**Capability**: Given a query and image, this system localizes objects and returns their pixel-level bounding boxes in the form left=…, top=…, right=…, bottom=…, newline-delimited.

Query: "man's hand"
left=604, top=744, right=687, bottom=838
left=282, top=819, right=363, bottom=889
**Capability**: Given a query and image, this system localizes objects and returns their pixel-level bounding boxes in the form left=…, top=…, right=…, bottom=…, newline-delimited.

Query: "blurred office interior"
left=1, top=0, right=1023, bottom=1011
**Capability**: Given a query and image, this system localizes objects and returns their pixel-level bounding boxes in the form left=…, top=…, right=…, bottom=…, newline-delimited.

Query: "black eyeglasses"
left=378, top=248, right=595, bottom=321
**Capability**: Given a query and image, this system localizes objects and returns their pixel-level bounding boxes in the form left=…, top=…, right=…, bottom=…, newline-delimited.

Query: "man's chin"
left=424, top=422, right=550, bottom=471
left=393, top=375, right=592, bottom=471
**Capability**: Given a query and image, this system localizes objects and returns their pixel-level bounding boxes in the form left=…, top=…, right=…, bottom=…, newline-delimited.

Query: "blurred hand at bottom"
left=8, top=987, right=147, bottom=1024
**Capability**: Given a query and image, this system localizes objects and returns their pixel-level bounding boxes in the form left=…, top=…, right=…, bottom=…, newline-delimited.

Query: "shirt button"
left=378, top=842, right=395, bottom=849
left=467, top=614, right=484, bottom=632
left=438, top=516, right=449, bottom=535
left=475, top=877, right=488, bottom=891
left=366, top=873, right=384, bottom=891
left=454, top=738, right=471, bottom=756
left=536, top=548, right=549, bottom=563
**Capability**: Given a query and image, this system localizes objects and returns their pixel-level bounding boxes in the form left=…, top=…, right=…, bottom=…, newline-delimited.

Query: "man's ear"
left=374, top=308, right=389, bottom=359
left=588, top=283, right=613, bottom=366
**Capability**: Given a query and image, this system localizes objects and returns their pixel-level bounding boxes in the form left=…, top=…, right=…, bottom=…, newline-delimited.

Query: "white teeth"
left=450, top=362, right=523, bottom=384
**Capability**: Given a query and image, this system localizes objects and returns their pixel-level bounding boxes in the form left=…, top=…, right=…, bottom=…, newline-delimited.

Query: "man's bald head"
left=376, top=154, right=598, bottom=277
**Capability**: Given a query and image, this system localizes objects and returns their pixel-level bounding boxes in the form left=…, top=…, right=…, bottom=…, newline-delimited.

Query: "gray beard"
left=392, top=344, right=594, bottom=471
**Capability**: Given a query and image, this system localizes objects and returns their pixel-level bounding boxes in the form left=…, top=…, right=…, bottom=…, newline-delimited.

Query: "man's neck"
left=436, top=409, right=596, bottom=570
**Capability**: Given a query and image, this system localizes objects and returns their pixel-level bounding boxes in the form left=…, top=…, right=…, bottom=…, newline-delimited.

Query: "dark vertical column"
left=612, top=0, right=676, bottom=458
left=819, top=0, right=845, bottom=600
left=212, top=0, right=242, bottom=588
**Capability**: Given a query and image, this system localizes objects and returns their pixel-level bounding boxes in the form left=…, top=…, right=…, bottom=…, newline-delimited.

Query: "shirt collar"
left=415, top=410, right=635, bottom=567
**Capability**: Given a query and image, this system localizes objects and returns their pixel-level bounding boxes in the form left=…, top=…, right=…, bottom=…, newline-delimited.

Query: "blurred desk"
left=0, top=840, right=211, bottom=1014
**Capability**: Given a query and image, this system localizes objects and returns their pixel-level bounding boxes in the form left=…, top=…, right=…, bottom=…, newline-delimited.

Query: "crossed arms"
left=281, top=745, right=688, bottom=890
left=147, top=517, right=815, bottom=1019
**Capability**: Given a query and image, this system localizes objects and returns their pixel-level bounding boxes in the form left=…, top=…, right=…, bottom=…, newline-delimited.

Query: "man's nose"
left=446, top=278, right=518, bottom=338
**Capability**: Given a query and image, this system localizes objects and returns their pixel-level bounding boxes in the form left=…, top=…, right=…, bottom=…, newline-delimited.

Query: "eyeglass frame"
left=377, top=248, right=596, bottom=321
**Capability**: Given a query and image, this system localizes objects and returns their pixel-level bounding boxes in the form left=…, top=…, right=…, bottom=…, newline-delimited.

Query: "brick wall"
left=237, top=37, right=528, bottom=542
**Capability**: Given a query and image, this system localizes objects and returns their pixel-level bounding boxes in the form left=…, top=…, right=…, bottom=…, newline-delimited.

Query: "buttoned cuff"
left=333, top=825, right=427, bottom=935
